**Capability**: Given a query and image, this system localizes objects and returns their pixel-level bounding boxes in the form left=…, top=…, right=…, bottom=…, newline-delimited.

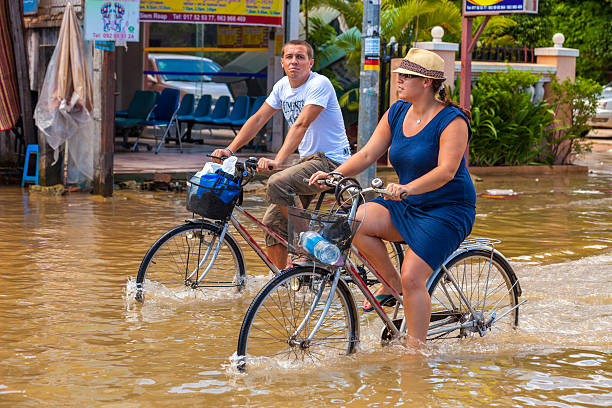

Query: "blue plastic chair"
left=233, top=95, right=265, bottom=127
left=176, top=94, right=195, bottom=118
left=179, top=94, right=211, bottom=142
left=244, top=96, right=268, bottom=152
left=175, top=93, right=194, bottom=141
left=214, top=95, right=250, bottom=127
left=248, top=96, right=267, bottom=118
left=21, top=144, right=39, bottom=187
left=138, top=88, right=181, bottom=154
left=195, top=96, right=230, bottom=124
left=192, top=95, right=212, bottom=119
left=115, top=90, right=157, bottom=150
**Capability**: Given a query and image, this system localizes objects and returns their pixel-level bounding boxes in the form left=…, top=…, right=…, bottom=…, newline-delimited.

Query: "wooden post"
left=94, top=50, right=115, bottom=197
left=460, top=1, right=490, bottom=163
left=460, top=15, right=472, bottom=163
left=7, top=0, right=35, bottom=146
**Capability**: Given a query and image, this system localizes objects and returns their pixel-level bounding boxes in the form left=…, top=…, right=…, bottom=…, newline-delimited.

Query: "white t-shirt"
left=266, top=72, right=350, bottom=163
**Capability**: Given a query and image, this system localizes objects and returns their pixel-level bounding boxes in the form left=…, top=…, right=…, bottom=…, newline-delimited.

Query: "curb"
left=377, top=165, right=589, bottom=176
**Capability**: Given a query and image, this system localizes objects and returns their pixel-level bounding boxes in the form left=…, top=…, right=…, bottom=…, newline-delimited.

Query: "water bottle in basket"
left=298, top=231, right=343, bottom=266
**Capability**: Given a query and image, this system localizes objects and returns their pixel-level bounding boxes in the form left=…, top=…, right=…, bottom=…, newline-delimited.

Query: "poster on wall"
left=84, top=0, right=141, bottom=42
left=464, top=0, right=538, bottom=15
left=139, top=0, right=283, bottom=26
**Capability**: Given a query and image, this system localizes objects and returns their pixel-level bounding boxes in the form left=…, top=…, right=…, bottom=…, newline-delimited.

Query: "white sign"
left=85, top=0, right=140, bottom=42
left=464, top=0, right=538, bottom=15
left=364, top=37, right=380, bottom=57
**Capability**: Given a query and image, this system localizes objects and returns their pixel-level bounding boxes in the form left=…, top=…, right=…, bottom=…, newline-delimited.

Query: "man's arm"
left=257, top=104, right=324, bottom=171
left=211, top=102, right=278, bottom=161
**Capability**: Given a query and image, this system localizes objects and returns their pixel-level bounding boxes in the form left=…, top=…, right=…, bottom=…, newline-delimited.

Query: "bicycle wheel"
left=427, top=249, right=520, bottom=341
left=135, top=221, right=245, bottom=301
left=237, top=266, right=359, bottom=370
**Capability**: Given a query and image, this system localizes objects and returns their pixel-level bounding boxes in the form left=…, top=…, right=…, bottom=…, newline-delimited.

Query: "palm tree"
left=381, top=0, right=461, bottom=43
left=305, top=0, right=462, bottom=110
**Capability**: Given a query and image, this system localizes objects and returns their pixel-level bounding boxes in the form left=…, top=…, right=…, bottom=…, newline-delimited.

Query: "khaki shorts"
left=263, top=152, right=340, bottom=247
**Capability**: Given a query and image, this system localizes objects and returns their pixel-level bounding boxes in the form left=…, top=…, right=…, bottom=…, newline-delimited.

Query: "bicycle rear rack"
left=459, top=237, right=501, bottom=250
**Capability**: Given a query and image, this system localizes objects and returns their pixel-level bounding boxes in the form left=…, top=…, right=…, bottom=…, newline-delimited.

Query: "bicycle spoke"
left=136, top=223, right=245, bottom=301
left=428, top=250, right=519, bottom=341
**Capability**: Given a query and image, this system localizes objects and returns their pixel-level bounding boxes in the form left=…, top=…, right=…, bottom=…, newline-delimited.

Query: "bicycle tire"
left=427, top=249, right=520, bottom=341
left=135, top=221, right=245, bottom=302
left=237, top=266, right=359, bottom=370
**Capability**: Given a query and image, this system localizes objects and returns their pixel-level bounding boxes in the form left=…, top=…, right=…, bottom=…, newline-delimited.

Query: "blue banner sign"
left=23, top=0, right=38, bottom=15
left=464, top=0, right=538, bottom=15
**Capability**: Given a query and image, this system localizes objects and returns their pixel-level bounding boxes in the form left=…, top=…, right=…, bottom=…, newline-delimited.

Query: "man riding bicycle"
left=212, top=40, right=350, bottom=269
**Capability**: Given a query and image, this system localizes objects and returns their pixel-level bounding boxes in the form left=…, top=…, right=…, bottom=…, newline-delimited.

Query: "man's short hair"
left=281, top=40, right=313, bottom=59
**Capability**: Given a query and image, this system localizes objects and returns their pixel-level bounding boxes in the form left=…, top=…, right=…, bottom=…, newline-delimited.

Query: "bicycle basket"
left=287, top=207, right=360, bottom=264
left=186, top=170, right=241, bottom=220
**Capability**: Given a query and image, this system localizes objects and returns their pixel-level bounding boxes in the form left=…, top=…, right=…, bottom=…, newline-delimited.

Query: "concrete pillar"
left=414, top=26, right=459, bottom=91
left=535, top=33, right=579, bottom=164
left=535, top=33, right=579, bottom=83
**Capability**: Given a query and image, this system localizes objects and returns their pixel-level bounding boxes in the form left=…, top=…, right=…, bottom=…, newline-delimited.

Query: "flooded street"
left=0, top=166, right=610, bottom=407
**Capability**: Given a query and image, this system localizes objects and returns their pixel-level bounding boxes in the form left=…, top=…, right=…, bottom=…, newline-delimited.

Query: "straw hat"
left=393, top=48, right=445, bottom=80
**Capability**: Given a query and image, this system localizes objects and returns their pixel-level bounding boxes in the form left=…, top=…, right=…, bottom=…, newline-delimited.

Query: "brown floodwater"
left=0, top=168, right=610, bottom=407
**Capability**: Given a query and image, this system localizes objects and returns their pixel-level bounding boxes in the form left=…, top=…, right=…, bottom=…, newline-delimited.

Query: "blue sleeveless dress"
left=370, top=100, right=476, bottom=270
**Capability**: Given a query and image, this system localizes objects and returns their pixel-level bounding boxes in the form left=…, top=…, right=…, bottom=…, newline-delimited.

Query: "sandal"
left=363, top=294, right=398, bottom=313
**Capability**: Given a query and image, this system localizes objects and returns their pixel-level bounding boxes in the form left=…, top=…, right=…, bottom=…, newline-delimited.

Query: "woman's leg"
left=401, top=250, right=434, bottom=347
left=352, top=202, right=404, bottom=309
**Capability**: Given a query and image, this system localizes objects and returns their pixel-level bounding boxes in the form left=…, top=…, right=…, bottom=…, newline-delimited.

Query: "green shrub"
left=544, top=77, right=602, bottom=164
left=469, top=69, right=555, bottom=166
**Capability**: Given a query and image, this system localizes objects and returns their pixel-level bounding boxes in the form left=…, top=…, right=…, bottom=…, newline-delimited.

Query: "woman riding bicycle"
left=310, top=48, right=476, bottom=348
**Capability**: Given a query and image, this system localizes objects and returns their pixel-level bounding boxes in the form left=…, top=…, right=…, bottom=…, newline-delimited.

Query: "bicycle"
left=134, top=158, right=404, bottom=302
left=236, top=175, right=526, bottom=370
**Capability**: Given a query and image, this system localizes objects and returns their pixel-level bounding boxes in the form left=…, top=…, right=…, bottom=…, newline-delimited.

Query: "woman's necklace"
left=414, top=104, right=436, bottom=125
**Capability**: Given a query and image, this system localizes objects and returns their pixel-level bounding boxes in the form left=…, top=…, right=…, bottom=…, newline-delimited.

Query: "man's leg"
left=262, top=204, right=293, bottom=269
left=263, top=153, right=339, bottom=269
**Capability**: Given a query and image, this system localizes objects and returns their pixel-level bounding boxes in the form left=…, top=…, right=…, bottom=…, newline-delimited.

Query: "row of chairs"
left=115, top=90, right=266, bottom=154
left=177, top=94, right=266, bottom=142
left=115, top=89, right=179, bottom=154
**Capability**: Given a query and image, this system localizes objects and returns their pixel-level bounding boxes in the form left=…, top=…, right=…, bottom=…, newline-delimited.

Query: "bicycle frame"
left=192, top=186, right=338, bottom=284
left=229, top=206, right=286, bottom=275
left=190, top=204, right=289, bottom=284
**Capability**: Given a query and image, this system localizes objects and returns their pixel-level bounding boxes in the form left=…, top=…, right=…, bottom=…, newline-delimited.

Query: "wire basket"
left=287, top=207, right=360, bottom=265
left=186, top=173, right=241, bottom=220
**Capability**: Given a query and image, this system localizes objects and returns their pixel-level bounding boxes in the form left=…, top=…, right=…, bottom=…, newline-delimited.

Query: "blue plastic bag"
left=192, top=170, right=240, bottom=204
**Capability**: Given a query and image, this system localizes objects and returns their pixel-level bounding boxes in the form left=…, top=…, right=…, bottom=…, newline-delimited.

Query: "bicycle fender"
left=426, top=246, right=521, bottom=297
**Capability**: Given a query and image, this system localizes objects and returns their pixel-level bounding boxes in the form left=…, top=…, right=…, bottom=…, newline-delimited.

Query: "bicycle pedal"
left=380, top=318, right=404, bottom=346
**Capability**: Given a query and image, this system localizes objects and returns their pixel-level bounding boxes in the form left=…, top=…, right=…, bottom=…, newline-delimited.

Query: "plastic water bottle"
left=298, top=231, right=343, bottom=265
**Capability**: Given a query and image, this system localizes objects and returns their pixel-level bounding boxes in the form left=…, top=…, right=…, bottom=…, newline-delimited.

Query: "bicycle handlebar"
left=207, top=155, right=272, bottom=171
left=304, top=177, right=408, bottom=201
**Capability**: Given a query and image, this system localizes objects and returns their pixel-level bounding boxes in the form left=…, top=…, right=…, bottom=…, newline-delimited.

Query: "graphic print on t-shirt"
left=281, top=100, right=305, bottom=126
